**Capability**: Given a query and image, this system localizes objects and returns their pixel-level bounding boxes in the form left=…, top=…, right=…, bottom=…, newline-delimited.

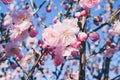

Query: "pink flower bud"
left=41, top=44, right=47, bottom=49
left=98, top=16, right=103, bottom=22
left=89, top=32, right=100, bottom=41
left=71, top=51, right=78, bottom=57
left=47, top=46, right=54, bottom=52
left=11, top=63, right=17, bottom=69
left=64, top=5, right=69, bottom=10
left=40, top=61, right=45, bottom=65
left=29, top=29, right=38, bottom=38
left=110, top=43, right=116, bottom=48
left=46, top=6, right=51, bottom=12
left=38, top=40, right=43, bottom=45
left=78, top=32, right=87, bottom=41
left=94, top=21, right=99, bottom=26
left=106, top=39, right=111, bottom=46
left=71, top=40, right=81, bottom=49
left=108, top=29, right=116, bottom=36
left=15, top=53, right=23, bottom=61
left=61, top=1, right=66, bottom=5
left=1, top=0, right=12, bottom=4
left=80, top=10, right=87, bottom=16
left=74, top=12, right=81, bottom=18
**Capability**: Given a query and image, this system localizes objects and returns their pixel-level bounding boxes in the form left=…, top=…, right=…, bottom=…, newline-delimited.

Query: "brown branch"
left=13, top=58, right=28, bottom=75
left=32, top=0, right=47, bottom=15
left=111, top=74, right=120, bottom=80
left=56, top=62, right=65, bottom=80
left=79, top=16, right=87, bottom=80
left=103, top=58, right=111, bottom=80
left=88, top=8, right=120, bottom=34
left=27, top=49, right=44, bottom=80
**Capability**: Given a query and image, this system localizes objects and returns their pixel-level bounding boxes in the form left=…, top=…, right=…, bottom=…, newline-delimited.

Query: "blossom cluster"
left=3, top=8, right=38, bottom=62
left=42, top=18, right=101, bottom=66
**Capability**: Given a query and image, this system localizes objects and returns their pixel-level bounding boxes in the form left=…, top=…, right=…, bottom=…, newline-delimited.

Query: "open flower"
left=54, top=18, right=79, bottom=46
left=112, top=20, right=120, bottom=35
left=11, top=8, right=32, bottom=31
left=5, top=42, right=20, bottom=57
left=42, top=26, right=60, bottom=46
left=10, top=27, right=28, bottom=42
left=79, top=0, right=102, bottom=9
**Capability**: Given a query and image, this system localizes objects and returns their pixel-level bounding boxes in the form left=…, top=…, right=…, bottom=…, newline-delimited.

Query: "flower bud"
left=89, top=32, right=100, bottom=41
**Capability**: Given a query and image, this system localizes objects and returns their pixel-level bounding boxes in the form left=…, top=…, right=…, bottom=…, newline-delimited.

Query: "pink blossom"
left=3, top=15, right=12, bottom=27
left=79, top=0, right=102, bottom=9
left=15, top=53, right=23, bottom=61
left=104, top=46, right=118, bottom=58
left=108, top=29, right=116, bottom=36
left=29, top=29, right=38, bottom=38
left=10, top=28, right=28, bottom=42
left=11, top=8, right=32, bottom=31
left=74, top=10, right=87, bottom=18
left=1, top=0, right=12, bottom=4
left=78, top=32, right=88, bottom=41
left=46, top=5, right=51, bottom=12
left=74, top=12, right=81, bottom=18
left=63, top=46, right=78, bottom=56
left=71, top=40, right=81, bottom=49
left=54, top=42, right=66, bottom=56
left=5, top=42, right=20, bottom=57
left=112, top=20, right=120, bottom=35
left=71, top=51, right=78, bottom=57
left=54, top=19, right=79, bottom=46
left=89, top=32, right=100, bottom=41
left=80, top=10, right=87, bottom=16
left=11, top=63, right=17, bottom=69
left=42, top=26, right=60, bottom=46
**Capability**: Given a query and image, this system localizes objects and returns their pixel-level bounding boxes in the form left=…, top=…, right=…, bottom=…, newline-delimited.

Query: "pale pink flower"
left=1, top=0, right=12, bottom=4
left=5, top=42, right=20, bottom=56
left=10, top=28, right=28, bottom=42
left=112, top=20, right=120, bottom=35
left=79, top=0, right=102, bottom=9
left=54, top=19, right=79, bottom=46
left=42, top=26, right=60, bottom=46
left=11, top=8, right=32, bottom=31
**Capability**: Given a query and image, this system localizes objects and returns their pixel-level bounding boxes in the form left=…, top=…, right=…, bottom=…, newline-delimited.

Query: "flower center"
left=10, top=48, right=17, bottom=53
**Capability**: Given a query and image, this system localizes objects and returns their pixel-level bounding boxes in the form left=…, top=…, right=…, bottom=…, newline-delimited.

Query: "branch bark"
left=79, top=16, right=87, bottom=80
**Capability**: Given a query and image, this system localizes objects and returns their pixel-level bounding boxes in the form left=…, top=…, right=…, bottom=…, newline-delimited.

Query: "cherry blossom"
left=112, top=20, right=120, bottom=35
left=10, top=28, right=28, bottom=42
left=11, top=8, right=32, bottom=31
left=1, top=0, right=12, bottom=4
left=42, top=26, right=60, bottom=47
left=5, top=41, right=20, bottom=57
left=79, top=0, right=102, bottom=9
